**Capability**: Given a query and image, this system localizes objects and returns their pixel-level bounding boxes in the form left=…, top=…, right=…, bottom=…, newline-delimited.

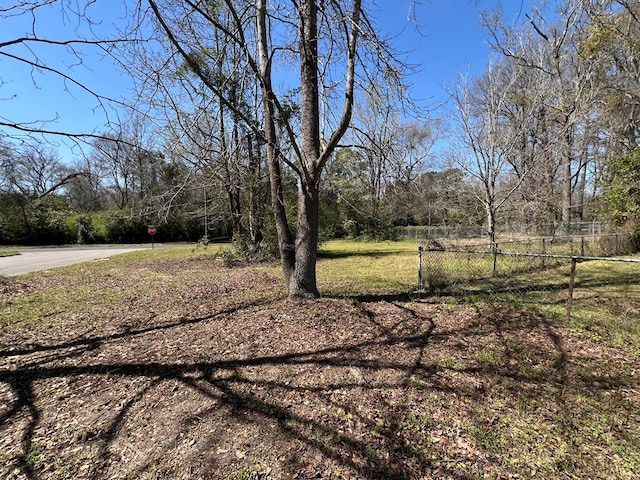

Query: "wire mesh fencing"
left=417, top=233, right=640, bottom=321
left=403, top=221, right=609, bottom=242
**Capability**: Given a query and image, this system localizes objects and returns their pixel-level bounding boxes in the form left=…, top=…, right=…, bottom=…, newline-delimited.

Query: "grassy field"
left=1, top=240, right=639, bottom=479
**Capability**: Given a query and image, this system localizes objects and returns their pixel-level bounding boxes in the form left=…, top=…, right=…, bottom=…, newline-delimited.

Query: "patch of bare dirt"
left=1, top=259, right=639, bottom=479
left=0, top=276, right=34, bottom=298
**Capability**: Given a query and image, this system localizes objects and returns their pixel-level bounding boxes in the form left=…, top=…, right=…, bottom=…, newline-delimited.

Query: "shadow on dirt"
left=1, top=292, right=637, bottom=479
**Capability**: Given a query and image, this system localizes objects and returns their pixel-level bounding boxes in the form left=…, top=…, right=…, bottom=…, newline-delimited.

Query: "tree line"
left=1, top=0, right=639, bottom=297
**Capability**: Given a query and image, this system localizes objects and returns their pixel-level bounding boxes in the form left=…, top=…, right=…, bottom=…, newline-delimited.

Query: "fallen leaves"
left=1, top=256, right=639, bottom=479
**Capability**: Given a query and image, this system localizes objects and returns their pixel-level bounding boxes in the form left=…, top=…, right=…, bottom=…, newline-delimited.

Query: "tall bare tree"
left=140, top=0, right=401, bottom=298
left=0, top=139, right=83, bottom=200
left=482, top=0, right=599, bottom=233
left=448, top=58, right=536, bottom=244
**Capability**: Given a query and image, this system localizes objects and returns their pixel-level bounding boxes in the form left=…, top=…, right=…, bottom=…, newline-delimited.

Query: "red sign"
left=147, top=226, right=157, bottom=235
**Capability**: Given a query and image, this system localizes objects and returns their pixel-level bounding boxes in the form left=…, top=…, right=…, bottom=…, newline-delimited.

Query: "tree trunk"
left=289, top=181, right=320, bottom=298
left=256, top=0, right=295, bottom=283
left=561, top=124, right=573, bottom=234
left=227, top=185, right=243, bottom=242
left=260, top=0, right=359, bottom=298
left=576, top=158, right=587, bottom=221
left=247, top=135, right=264, bottom=253
left=485, top=201, right=496, bottom=246
left=291, top=0, right=322, bottom=298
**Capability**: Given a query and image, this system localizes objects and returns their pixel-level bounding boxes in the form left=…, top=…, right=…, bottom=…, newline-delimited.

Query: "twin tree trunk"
left=258, top=0, right=360, bottom=299
left=290, top=0, right=322, bottom=299
left=153, top=0, right=360, bottom=299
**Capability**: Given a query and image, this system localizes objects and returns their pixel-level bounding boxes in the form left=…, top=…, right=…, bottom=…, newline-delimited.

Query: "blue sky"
left=0, top=0, right=534, bottom=159
left=0, top=0, right=133, bottom=154
left=379, top=0, right=533, bottom=107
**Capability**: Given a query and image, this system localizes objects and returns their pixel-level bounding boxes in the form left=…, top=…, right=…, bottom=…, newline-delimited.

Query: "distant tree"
left=406, top=169, right=482, bottom=227
left=0, top=137, right=80, bottom=243
left=321, top=147, right=371, bottom=238
left=384, top=122, right=440, bottom=226
left=482, top=0, right=601, bottom=233
left=604, top=148, right=640, bottom=246
left=66, top=155, right=110, bottom=213
left=0, top=140, right=83, bottom=200
left=448, top=59, right=534, bottom=244
left=582, top=1, right=640, bottom=153
left=351, top=96, right=399, bottom=231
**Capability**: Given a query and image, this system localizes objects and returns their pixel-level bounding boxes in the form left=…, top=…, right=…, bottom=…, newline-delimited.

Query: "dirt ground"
left=1, top=255, right=639, bottom=479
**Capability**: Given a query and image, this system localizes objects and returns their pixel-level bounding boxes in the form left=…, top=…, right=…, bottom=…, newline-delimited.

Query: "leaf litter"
left=0, top=254, right=639, bottom=479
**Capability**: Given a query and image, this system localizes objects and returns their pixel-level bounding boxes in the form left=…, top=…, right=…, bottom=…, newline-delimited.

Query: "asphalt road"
left=0, top=246, right=150, bottom=277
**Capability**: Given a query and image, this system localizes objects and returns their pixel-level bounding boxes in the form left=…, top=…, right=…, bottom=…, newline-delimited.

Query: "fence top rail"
left=447, top=233, right=625, bottom=244
left=420, top=247, right=640, bottom=264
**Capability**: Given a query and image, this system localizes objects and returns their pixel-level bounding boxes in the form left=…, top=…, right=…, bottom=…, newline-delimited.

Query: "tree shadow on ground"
left=1, top=293, right=638, bottom=479
left=318, top=248, right=412, bottom=260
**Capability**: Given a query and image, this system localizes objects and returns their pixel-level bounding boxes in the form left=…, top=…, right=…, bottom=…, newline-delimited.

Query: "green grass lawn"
left=318, top=240, right=418, bottom=296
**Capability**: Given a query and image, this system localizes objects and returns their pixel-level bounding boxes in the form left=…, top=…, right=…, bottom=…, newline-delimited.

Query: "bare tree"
left=448, top=59, right=535, bottom=244
left=88, top=116, right=162, bottom=213
left=66, top=155, right=109, bottom=212
left=138, top=0, right=402, bottom=298
left=351, top=94, right=401, bottom=224
left=0, top=139, right=83, bottom=199
left=2, top=1, right=410, bottom=297
left=482, top=0, right=602, bottom=233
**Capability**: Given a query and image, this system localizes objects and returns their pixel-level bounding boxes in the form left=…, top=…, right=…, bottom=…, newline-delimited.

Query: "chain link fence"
left=403, top=221, right=608, bottom=241
left=417, top=233, right=640, bottom=320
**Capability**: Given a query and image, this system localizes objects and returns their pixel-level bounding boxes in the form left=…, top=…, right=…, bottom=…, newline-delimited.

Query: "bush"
left=105, top=212, right=146, bottom=243
left=68, top=214, right=102, bottom=244
left=26, top=197, right=74, bottom=245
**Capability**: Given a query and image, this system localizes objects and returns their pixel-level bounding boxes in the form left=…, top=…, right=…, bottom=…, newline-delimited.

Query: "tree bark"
left=290, top=181, right=321, bottom=298
left=256, top=0, right=295, bottom=283
left=290, top=0, right=322, bottom=298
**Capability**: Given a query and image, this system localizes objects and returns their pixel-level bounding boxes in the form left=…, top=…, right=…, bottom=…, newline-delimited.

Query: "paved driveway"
left=0, top=246, right=150, bottom=277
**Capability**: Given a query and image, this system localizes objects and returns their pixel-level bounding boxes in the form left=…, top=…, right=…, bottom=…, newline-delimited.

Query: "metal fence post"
left=492, top=242, right=498, bottom=277
left=418, top=246, right=424, bottom=290
left=566, top=258, right=577, bottom=321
